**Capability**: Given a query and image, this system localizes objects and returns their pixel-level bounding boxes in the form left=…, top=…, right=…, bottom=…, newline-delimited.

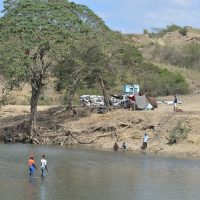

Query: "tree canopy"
left=0, top=0, right=109, bottom=137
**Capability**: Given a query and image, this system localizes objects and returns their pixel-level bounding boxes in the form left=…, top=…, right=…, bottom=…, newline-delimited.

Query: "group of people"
left=113, top=133, right=149, bottom=152
left=28, top=154, right=48, bottom=177
left=113, top=141, right=129, bottom=151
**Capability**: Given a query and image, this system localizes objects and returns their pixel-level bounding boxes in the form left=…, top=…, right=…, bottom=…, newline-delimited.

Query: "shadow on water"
left=27, top=176, right=47, bottom=200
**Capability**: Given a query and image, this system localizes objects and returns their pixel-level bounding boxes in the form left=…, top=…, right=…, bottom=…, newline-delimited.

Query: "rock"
left=119, top=123, right=129, bottom=127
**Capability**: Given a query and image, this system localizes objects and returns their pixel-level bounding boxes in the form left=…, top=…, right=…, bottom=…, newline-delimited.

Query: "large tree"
left=55, top=37, right=91, bottom=110
left=0, top=0, right=108, bottom=137
left=56, top=31, right=115, bottom=110
left=56, top=31, right=143, bottom=110
left=83, top=32, right=143, bottom=109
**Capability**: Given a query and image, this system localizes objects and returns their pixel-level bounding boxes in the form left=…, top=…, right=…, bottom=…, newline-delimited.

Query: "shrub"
left=148, top=23, right=181, bottom=38
left=179, top=27, right=187, bottom=36
left=143, top=29, right=148, bottom=34
left=135, top=63, right=189, bottom=96
left=168, top=121, right=190, bottom=144
left=38, top=96, right=53, bottom=105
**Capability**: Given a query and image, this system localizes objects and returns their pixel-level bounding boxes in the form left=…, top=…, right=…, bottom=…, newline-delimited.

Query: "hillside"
left=128, top=26, right=200, bottom=46
left=125, top=26, right=200, bottom=93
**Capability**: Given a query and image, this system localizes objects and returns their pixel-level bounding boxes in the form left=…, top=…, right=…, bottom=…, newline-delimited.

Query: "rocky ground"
left=1, top=95, right=200, bottom=158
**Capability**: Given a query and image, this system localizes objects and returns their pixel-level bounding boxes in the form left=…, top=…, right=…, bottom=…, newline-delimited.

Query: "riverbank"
left=1, top=95, right=200, bottom=158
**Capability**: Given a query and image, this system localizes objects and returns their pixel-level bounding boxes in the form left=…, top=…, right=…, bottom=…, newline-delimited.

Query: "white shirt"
left=41, top=159, right=47, bottom=168
left=143, top=135, right=149, bottom=143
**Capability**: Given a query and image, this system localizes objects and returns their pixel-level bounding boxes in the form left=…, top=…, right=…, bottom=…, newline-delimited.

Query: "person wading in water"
left=28, top=155, right=37, bottom=176
left=41, top=155, right=48, bottom=177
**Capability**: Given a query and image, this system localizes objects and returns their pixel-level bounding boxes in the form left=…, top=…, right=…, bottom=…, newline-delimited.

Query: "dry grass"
left=188, top=28, right=200, bottom=35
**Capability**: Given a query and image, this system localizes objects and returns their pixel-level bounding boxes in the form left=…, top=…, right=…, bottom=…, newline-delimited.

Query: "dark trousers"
left=142, top=142, right=147, bottom=149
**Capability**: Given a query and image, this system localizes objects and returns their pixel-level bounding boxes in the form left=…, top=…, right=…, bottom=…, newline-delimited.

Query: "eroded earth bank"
left=1, top=95, right=200, bottom=158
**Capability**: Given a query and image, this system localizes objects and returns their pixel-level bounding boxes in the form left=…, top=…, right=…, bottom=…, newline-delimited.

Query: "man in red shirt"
left=28, top=156, right=37, bottom=176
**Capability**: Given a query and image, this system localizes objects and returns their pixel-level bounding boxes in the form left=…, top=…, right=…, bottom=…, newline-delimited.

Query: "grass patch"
left=38, top=96, right=54, bottom=106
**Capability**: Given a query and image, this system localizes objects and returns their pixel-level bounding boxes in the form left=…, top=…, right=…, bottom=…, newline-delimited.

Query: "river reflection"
left=0, top=144, right=200, bottom=200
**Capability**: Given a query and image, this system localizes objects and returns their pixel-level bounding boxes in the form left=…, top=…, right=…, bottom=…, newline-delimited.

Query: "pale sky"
left=1, top=0, right=200, bottom=33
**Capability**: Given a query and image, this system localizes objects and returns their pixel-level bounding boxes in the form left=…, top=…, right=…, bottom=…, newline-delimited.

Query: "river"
left=0, top=144, right=200, bottom=200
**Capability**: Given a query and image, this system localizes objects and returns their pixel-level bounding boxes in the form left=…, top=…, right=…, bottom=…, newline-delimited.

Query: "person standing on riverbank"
left=142, top=133, right=149, bottom=150
left=28, top=156, right=37, bottom=176
left=173, top=95, right=178, bottom=111
left=41, top=155, right=48, bottom=177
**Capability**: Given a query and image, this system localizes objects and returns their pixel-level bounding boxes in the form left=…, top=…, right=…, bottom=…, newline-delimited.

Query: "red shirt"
left=28, top=159, right=34, bottom=166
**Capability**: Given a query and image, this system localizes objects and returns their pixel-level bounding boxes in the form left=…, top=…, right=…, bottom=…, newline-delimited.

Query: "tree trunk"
left=29, top=84, right=42, bottom=137
left=66, top=89, right=75, bottom=111
left=99, top=75, right=110, bottom=110
left=65, top=78, right=81, bottom=111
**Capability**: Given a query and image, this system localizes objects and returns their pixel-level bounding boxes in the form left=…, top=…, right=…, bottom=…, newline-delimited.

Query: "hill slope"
left=125, top=27, right=200, bottom=93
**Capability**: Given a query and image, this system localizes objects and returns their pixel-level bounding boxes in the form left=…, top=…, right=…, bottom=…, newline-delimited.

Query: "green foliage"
left=112, top=44, right=143, bottom=66
left=55, top=28, right=143, bottom=107
left=135, top=63, right=189, bottom=96
left=149, top=23, right=181, bottom=38
left=0, top=0, right=111, bottom=129
left=38, top=95, right=53, bottom=105
left=179, top=27, right=187, bottom=36
left=143, top=29, right=148, bottom=34
left=166, top=24, right=181, bottom=32
left=168, top=121, right=190, bottom=144
left=0, top=0, right=109, bottom=92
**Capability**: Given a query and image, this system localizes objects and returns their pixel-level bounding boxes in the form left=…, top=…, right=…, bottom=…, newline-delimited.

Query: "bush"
left=38, top=95, right=53, bottom=105
left=135, top=63, right=189, bottom=96
left=143, top=29, right=148, bottom=34
left=179, top=27, right=187, bottom=36
left=168, top=121, right=190, bottom=144
left=148, top=23, right=181, bottom=38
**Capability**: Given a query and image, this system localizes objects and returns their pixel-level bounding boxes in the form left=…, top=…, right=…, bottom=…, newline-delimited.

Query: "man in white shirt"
left=41, top=155, right=48, bottom=177
left=142, top=133, right=149, bottom=150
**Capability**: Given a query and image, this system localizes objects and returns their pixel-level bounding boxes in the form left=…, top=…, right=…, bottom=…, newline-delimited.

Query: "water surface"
left=0, top=144, right=200, bottom=200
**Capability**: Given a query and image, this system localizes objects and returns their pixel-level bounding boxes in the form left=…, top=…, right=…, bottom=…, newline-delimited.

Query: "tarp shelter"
left=146, top=96, right=157, bottom=108
left=135, top=95, right=157, bottom=110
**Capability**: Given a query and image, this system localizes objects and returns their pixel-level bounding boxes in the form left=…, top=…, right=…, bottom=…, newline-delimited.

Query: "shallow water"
left=0, top=144, right=200, bottom=200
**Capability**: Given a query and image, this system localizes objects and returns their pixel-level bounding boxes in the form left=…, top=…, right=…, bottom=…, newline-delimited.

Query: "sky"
left=1, top=0, right=200, bottom=33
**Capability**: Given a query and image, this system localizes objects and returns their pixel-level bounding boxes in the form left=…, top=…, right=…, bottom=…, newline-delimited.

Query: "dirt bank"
left=1, top=95, right=200, bottom=158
